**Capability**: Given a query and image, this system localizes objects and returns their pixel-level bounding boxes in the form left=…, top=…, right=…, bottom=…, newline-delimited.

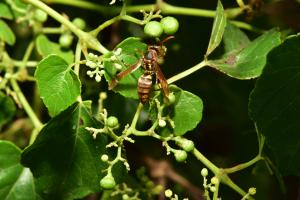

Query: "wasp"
left=109, top=36, right=174, bottom=104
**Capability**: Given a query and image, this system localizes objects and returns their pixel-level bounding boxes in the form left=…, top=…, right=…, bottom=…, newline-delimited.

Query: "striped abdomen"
left=138, top=74, right=153, bottom=104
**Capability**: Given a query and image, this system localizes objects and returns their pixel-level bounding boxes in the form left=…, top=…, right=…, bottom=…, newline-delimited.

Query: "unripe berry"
left=106, top=116, right=119, bottom=128
left=34, top=9, right=48, bottom=23
left=167, top=92, right=176, bottom=105
left=72, top=18, right=86, bottom=30
left=211, top=177, right=219, bottom=185
left=248, top=187, right=256, bottom=195
left=181, top=139, right=194, bottom=152
left=160, top=16, right=179, bottom=35
left=210, top=186, right=216, bottom=192
left=100, top=174, right=116, bottom=189
left=59, top=34, right=73, bottom=48
left=122, top=194, right=129, bottom=200
left=201, top=168, right=208, bottom=177
left=174, top=150, right=187, bottom=162
left=144, top=21, right=163, bottom=38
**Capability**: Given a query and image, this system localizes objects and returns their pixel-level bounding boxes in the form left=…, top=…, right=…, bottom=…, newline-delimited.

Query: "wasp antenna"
left=160, top=36, right=175, bottom=45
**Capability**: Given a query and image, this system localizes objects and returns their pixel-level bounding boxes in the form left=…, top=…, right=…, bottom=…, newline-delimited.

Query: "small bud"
left=88, top=53, right=95, bottom=60
left=101, top=154, right=109, bottom=162
left=86, top=70, right=93, bottom=76
left=165, top=189, right=173, bottom=198
left=248, top=187, right=256, bottom=195
left=95, top=74, right=101, bottom=82
left=210, top=186, right=216, bottom=193
left=201, top=168, right=208, bottom=177
left=174, top=150, right=187, bottom=162
left=122, top=194, right=129, bottom=200
left=114, top=48, right=122, bottom=55
left=211, top=177, right=219, bottom=185
left=159, top=119, right=166, bottom=127
left=114, top=63, right=123, bottom=70
left=100, top=92, right=107, bottom=100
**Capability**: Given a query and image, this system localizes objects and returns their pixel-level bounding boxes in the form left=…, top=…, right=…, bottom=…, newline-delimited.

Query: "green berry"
left=106, top=116, right=119, bottom=128
left=100, top=174, right=116, bottom=189
left=160, top=16, right=179, bottom=35
left=174, top=150, right=187, bottom=162
left=168, top=92, right=176, bottom=105
left=72, top=18, right=86, bottom=30
left=144, top=21, right=163, bottom=38
left=211, top=177, right=219, bottom=185
left=122, top=194, right=129, bottom=200
left=201, top=168, right=208, bottom=177
left=248, top=187, right=256, bottom=195
left=59, top=34, right=73, bottom=48
left=34, top=9, right=48, bottom=23
left=181, top=139, right=194, bottom=152
left=210, top=186, right=216, bottom=193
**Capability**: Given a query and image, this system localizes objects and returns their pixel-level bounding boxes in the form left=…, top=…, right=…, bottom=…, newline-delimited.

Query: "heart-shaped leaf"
left=249, top=34, right=300, bottom=176
left=21, top=102, right=108, bottom=199
left=208, top=28, right=281, bottom=79
left=0, top=140, right=36, bottom=200
left=35, top=55, right=81, bottom=116
left=36, top=35, right=74, bottom=64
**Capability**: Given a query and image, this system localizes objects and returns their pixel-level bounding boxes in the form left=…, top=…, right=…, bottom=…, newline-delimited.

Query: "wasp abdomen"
left=138, top=74, right=153, bottom=104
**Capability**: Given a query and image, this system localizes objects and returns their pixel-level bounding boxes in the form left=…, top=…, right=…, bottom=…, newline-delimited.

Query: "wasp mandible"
left=109, top=36, right=174, bottom=104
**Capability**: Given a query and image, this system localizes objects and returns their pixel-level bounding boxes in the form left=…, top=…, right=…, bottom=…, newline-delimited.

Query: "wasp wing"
left=153, top=63, right=169, bottom=97
left=109, top=58, right=143, bottom=90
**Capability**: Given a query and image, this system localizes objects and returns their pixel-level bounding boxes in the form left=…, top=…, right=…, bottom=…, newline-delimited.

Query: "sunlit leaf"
left=208, top=28, right=281, bottom=79
left=36, top=35, right=74, bottom=64
left=35, top=55, right=81, bottom=116
left=206, top=0, right=226, bottom=56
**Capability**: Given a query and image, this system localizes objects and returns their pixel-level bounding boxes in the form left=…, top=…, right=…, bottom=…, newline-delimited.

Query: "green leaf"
left=0, top=140, right=36, bottom=200
left=206, top=0, right=226, bottom=56
left=35, top=55, right=81, bottom=116
left=0, top=92, right=16, bottom=128
left=21, top=102, right=108, bottom=200
left=0, top=3, right=13, bottom=19
left=104, top=37, right=147, bottom=99
left=0, top=19, right=15, bottom=45
left=249, top=34, right=300, bottom=176
left=152, top=86, right=203, bottom=136
left=222, top=21, right=250, bottom=54
left=208, top=28, right=281, bottom=79
left=36, top=35, right=74, bottom=64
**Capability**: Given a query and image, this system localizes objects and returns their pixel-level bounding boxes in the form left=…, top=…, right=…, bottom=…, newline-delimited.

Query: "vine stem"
left=223, top=155, right=262, bottom=174
left=192, top=148, right=219, bottom=174
left=42, top=0, right=257, bottom=31
left=129, top=103, right=143, bottom=130
left=23, top=0, right=109, bottom=54
left=167, top=60, right=207, bottom=84
left=10, top=79, right=43, bottom=130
